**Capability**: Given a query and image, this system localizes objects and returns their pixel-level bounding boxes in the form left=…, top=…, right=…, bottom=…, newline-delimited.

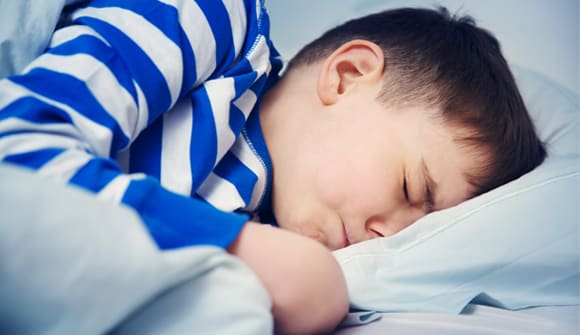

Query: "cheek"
left=316, top=156, right=394, bottom=210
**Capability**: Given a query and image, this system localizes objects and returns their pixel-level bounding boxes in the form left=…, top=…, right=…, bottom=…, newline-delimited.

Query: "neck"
left=259, top=79, right=283, bottom=158
left=260, top=73, right=299, bottom=159
left=259, top=65, right=325, bottom=183
left=260, top=67, right=320, bottom=147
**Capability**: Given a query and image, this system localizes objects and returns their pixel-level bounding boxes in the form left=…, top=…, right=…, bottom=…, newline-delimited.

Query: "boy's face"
left=270, top=89, right=479, bottom=250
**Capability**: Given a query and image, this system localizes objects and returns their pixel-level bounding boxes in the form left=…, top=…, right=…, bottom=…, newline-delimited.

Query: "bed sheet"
left=337, top=304, right=580, bottom=335
left=0, top=163, right=273, bottom=335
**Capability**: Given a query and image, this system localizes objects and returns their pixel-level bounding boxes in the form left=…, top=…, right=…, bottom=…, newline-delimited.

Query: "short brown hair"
left=286, top=7, right=546, bottom=196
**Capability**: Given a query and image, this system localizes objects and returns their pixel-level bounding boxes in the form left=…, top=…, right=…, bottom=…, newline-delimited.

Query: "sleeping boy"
left=0, top=1, right=546, bottom=333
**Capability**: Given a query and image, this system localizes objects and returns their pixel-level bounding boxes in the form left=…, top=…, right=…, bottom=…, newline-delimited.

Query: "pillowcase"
left=334, top=65, right=580, bottom=313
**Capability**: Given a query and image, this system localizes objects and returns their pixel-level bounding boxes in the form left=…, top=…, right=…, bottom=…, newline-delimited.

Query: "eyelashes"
left=402, top=177, right=409, bottom=202
left=404, top=172, right=434, bottom=212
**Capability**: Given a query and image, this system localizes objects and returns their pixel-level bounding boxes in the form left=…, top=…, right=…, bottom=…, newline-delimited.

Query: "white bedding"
left=0, top=163, right=273, bottom=335
left=337, top=304, right=580, bottom=335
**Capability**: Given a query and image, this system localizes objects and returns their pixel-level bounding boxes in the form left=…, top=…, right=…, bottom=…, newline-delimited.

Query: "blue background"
left=268, top=0, right=579, bottom=94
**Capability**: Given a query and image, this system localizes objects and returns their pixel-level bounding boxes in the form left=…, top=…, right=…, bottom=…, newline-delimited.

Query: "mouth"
left=341, top=222, right=351, bottom=249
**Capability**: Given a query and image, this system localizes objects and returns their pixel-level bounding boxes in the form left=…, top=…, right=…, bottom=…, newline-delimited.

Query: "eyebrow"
left=421, top=158, right=437, bottom=213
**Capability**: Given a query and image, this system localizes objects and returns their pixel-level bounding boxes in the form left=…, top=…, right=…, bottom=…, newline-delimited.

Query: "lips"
left=341, top=222, right=351, bottom=249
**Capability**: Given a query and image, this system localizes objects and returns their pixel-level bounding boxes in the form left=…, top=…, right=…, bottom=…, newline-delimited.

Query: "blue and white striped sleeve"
left=0, top=0, right=255, bottom=249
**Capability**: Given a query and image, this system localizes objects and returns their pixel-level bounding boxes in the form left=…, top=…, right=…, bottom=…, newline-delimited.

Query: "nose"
left=365, top=208, right=426, bottom=238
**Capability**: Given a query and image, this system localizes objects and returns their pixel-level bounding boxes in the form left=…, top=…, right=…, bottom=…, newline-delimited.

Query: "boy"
left=0, top=1, right=545, bottom=333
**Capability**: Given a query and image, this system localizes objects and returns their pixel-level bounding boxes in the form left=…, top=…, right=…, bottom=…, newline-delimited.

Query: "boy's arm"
left=0, top=0, right=253, bottom=249
left=229, top=222, right=349, bottom=335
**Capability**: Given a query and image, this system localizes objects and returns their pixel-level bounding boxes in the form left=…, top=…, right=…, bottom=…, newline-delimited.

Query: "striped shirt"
left=0, top=0, right=283, bottom=249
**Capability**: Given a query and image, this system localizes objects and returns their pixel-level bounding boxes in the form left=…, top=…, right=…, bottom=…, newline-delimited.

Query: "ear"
left=318, top=40, right=384, bottom=105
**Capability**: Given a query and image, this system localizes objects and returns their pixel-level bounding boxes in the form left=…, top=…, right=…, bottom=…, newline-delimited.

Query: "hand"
left=228, top=222, right=348, bottom=334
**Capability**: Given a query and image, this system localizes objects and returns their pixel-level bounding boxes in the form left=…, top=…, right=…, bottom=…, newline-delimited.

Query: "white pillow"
left=334, top=65, right=580, bottom=313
